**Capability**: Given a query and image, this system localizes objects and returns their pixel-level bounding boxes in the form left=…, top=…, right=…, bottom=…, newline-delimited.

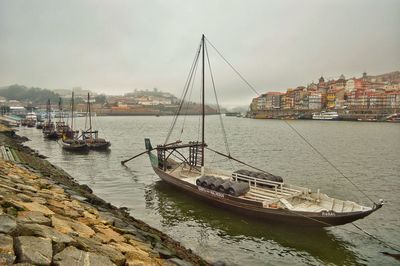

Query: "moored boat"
left=125, top=35, right=382, bottom=227
left=36, top=121, right=44, bottom=129
left=61, top=92, right=89, bottom=152
left=312, top=111, right=339, bottom=120
left=43, top=99, right=61, bottom=140
left=82, top=93, right=111, bottom=150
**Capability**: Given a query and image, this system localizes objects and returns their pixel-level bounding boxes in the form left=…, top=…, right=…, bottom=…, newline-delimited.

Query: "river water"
left=17, top=116, right=400, bottom=265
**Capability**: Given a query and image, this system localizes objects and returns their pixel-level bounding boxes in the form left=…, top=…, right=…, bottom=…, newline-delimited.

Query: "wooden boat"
left=42, top=100, right=60, bottom=140
left=25, top=112, right=37, bottom=127
left=140, top=35, right=382, bottom=227
left=61, top=92, right=88, bottom=152
left=56, top=98, right=71, bottom=136
left=36, top=121, right=44, bottom=129
left=82, top=93, right=111, bottom=150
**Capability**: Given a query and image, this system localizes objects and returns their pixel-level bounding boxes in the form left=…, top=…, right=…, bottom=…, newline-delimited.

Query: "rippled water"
left=17, top=116, right=400, bottom=265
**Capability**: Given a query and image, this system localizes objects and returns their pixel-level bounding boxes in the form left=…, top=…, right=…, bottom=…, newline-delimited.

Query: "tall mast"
left=71, top=92, right=74, bottom=131
left=58, top=98, right=63, bottom=123
left=201, top=34, right=205, bottom=167
left=87, top=93, right=92, bottom=139
left=47, top=99, right=51, bottom=124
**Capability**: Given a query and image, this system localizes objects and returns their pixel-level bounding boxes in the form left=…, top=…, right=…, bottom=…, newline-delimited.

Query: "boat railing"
left=232, top=173, right=307, bottom=199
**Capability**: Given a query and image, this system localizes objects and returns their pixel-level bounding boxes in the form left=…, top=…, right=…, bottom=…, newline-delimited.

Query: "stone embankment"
left=0, top=124, right=210, bottom=266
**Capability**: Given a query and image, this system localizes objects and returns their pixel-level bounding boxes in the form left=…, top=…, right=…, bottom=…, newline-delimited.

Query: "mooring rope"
left=205, top=37, right=260, bottom=96
left=284, top=121, right=376, bottom=204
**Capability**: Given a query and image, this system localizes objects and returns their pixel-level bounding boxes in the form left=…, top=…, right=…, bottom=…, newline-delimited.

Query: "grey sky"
left=1, top=0, right=399, bottom=106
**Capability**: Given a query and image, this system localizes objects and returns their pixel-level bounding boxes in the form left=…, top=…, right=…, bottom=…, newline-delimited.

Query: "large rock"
left=53, top=246, right=115, bottom=266
left=15, top=184, right=38, bottom=193
left=15, top=193, right=33, bottom=203
left=93, top=224, right=125, bottom=244
left=110, top=242, right=160, bottom=266
left=123, top=235, right=153, bottom=253
left=14, top=236, right=52, bottom=265
left=154, top=242, right=176, bottom=259
left=17, top=223, right=74, bottom=253
left=51, top=215, right=95, bottom=238
left=0, top=233, right=15, bottom=265
left=17, top=211, right=51, bottom=226
left=0, top=214, right=17, bottom=235
left=98, top=211, right=117, bottom=225
left=17, top=201, right=54, bottom=215
left=47, top=203, right=81, bottom=218
left=72, top=236, right=126, bottom=266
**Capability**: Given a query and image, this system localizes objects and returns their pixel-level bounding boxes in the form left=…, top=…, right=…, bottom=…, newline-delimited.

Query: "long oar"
left=121, top=149, right=153, bottom=165
left=121, top=140, right=180, bottom=165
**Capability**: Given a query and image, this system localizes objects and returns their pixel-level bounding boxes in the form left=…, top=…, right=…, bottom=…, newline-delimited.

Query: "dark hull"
left=61, top=142, right=89, bottom=152
left=153, top=167, right=381, bottom=227
left=87, top=142, right=111, bottom=150
left=43, top=131, right=60, bottom=140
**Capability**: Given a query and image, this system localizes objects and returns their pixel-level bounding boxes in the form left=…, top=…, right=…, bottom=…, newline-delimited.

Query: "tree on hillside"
left=0, top=84, right=60, bottom=104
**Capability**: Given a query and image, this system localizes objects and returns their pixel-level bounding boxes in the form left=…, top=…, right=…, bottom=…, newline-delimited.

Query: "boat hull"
left=61, top=141, right=89, bottom=152
left=43, top=131, right=60, bottom=140
left=87, top=141, right=111, bottom=150
left=153, top=167, right=380, bottom=227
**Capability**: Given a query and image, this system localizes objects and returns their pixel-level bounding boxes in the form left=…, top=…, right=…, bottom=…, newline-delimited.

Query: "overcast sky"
left=1, top=0, right=399, bottom=106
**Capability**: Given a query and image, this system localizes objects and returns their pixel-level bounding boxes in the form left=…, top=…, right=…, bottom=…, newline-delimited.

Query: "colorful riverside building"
left=249, top=71, right=400, bottom=117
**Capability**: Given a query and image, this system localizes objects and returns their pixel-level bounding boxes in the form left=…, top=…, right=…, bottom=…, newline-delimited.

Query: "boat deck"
left=166, top=165, right=369, bottom=213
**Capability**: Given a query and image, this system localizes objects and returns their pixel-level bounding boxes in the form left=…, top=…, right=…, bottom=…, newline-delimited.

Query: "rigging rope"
left=350, top=222, right=400, bottom=252
left=283, top=121, right=376, bottom=204
left=180, top=50, right=200, bottom=140
left=205, top=42, right=231, bottom=156
left=165, top=41, right=202, bottom=144
left=205, top=37, right=260, bottom=96
left=283, top=207, right=400, bottom=252
left=201, top=34, right=396, bottom=254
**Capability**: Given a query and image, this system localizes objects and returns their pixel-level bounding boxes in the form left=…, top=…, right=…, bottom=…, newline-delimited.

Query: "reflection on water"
left=149, top=181, right=360, bottom=265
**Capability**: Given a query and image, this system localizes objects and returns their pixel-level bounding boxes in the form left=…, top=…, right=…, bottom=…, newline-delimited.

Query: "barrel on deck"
left=234, top=169, right=283, bottom=183
left=208, top=177, right=225, bottom=190
left=217, top=180, right=234, bottom=193
left=196, top=176, right=209, bottom=186
left=226, top=182, right=250, bottom=196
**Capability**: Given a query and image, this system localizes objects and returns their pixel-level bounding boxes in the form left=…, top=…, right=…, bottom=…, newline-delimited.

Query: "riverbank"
left=0, top=124, right=211, bottom=266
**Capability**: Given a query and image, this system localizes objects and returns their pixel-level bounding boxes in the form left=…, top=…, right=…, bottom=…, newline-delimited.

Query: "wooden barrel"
left=196, top=176, right=209, bottom=186
left=226, top=182, right=250, bottom=196
left=209, top=177, right=225, bottom=190
left=217, top=180, right=234, bottom=193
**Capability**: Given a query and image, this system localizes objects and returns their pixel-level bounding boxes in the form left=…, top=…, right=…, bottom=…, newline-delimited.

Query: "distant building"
left=256, top=95, right=267, bottom=110
left=345, top=79, right=355, bottom=93
left=308, top=93, right=322, bottom=110
left=9, top=106, right=26, bottom=115
left=265, top=92, right=282, bottom=110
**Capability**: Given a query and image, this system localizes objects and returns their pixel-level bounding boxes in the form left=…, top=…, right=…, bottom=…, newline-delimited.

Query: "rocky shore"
left=0, top=124, right=211, bottom=266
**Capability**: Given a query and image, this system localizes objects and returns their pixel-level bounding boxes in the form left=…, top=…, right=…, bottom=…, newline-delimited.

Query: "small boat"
left=26, top=112, right=37, bottom=121
left=43, top=99, right=61, bottom=140
left=82, top=93, right=111, bottom=150
left=384, top=113, right=400, bottom=123
left=26, top=119, right=36, bottom=127
left=225, top=112, right=241, bottom=117
left=312, top=111, right=339, bottom=120
left=61, top=137, right=88, bottom=151
left=133, top=35, right=382, bottom=227
left=61, top=92, right=89, bottom=152
left=55, top=98, right=71, bottom=135
left=36, top=121, right=44, bottom=129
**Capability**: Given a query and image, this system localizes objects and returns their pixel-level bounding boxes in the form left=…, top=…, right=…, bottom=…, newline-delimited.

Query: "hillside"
left=0, top=84, right=60, bottom=105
